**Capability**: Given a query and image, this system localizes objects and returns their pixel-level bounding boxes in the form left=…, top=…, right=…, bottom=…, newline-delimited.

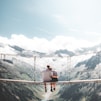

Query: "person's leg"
left=50, top=82, right=53, bottom=92
left=53, top=82, right=56, bottom=90
left=44, top=82, right=47, bottom=92
left=53, top=78, right=58, bottom=90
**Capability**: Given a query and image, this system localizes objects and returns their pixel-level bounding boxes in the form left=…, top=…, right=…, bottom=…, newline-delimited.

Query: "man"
left=42, top=65, right=53, bottom=92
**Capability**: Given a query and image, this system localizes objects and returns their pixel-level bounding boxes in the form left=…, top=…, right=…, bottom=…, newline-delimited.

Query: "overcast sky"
left=0, top=0, right=101, bottom=52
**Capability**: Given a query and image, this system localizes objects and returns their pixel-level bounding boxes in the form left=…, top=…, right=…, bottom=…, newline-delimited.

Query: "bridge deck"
left=0, top=78, right=101, bottom=84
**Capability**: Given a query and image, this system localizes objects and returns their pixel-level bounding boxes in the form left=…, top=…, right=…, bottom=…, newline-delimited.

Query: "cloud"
left=9, top=34, right=51, bottom=52
left=0, top=36, right=9, bottom=44
left=0, top=34, right=101, bottom=53
left=50, top=36, right=95, bottom=51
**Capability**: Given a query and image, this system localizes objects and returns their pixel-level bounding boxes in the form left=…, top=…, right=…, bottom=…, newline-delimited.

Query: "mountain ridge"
left=0, top=42, right=101, bottom=101
left=1, top=42, right=101, bottom=57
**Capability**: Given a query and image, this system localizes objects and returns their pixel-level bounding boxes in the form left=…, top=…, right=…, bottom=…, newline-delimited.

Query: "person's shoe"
left=53, top=88, right=56, bottom=90
left=50, top=88, right=53, bottom=92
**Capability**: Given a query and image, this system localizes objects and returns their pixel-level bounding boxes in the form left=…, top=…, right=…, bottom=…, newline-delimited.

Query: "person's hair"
left=47, top=65, right=50, bottom=68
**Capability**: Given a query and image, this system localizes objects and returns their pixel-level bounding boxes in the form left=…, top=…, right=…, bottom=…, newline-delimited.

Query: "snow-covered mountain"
left=1, top=42, right=101, bottom=101
left=0, top=42, right=101, bottom=72
left=1, top=42, right=101, bottom=73
left=1, top=42, right=101, bottom=56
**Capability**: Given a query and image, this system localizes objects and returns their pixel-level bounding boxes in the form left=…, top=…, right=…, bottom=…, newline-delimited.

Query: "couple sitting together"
left=42, top=65, right=58, bottom=92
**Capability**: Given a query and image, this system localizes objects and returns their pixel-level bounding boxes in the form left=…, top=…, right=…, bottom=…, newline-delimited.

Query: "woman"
left=49, top=67, right=58, bottom=91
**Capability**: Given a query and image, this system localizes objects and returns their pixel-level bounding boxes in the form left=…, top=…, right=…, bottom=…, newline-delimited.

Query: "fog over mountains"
left=0, top=42, right=101, bottom=101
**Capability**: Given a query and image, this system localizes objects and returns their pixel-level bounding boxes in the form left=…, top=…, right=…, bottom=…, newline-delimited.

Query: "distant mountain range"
left=0, top=42, right=101, bottom=101
left=0, top=42, right=101, bottom=57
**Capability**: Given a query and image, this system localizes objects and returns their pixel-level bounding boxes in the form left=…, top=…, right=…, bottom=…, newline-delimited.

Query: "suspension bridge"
left=0, top=53, right=101, bottom=84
